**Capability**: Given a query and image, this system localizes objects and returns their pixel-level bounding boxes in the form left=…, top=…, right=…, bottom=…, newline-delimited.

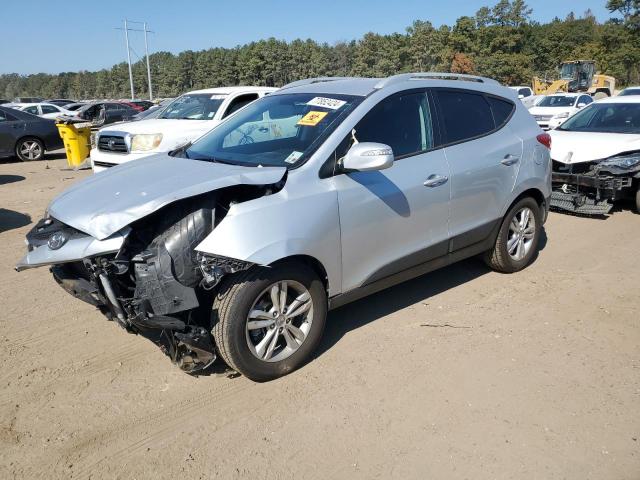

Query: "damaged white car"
left=550, top=96, right=640, bottom=215
left=16, top=74, right=551, bottom=381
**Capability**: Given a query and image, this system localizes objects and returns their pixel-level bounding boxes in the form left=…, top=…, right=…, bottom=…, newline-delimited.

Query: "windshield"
left=560, top=63, right=576, bottom=80
left=184, top=93, right=361, bottom=168
left=159, top=93, right=226, bottom=120
left=538, top=96, right=576, bottom=107
left=557, top=103, right=640, bottom=134
left=619, top=88, right=640, bottom=97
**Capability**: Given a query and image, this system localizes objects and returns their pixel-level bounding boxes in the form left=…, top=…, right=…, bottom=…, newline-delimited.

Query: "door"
left=0, top=109, right=18, bottom=156
left=333, top=90, right=451, bottom=292
left=434, top=89, right=521, bottom=248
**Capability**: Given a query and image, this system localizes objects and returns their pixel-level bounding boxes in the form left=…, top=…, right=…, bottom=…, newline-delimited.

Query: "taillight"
left=536, top=133, right=551, bottom=149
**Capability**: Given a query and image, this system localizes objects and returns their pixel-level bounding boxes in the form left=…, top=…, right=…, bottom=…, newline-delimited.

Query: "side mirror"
left=342, top=142, right=394, bottom=172
left=577, top=103, right=586, bottom=108
left=518, top=94, right=524, bottom=99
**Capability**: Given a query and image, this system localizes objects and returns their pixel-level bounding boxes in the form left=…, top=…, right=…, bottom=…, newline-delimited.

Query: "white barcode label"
left=306, top=97, right=346, bottom=110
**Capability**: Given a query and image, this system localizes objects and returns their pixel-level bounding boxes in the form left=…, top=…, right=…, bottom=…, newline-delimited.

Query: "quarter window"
left=436, top=90, right=494, bottom=144
left=351, top=92, right=433, bottom=157
left=487, top=96, right=515, bottom=128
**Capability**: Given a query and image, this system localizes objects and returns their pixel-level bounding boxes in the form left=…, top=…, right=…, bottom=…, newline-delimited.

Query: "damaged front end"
left=551, top=152, right=640, bottom=215
left=16, top=162, right=286, bottom=374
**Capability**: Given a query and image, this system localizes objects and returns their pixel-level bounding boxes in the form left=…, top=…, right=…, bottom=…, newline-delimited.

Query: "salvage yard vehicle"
left=549, top=96, right=640, bottom=215
left=90, top=87, right=276, bottom=172
left=13, top=102, right=76, bottom=119
left=529, top=93, right=593, bottom=130
left=16, top=73, right=551, bottom=381
left=618, top=87, right=640, bottom=97
left=0, top=105, right=63, bottom=161
left=76, top=101, right=138, bottom=127
left=532, top=60, right=615, bottom=98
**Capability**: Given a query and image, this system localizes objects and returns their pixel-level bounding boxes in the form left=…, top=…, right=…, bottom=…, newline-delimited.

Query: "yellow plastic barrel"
left=56, top=123, right=91, bottom=167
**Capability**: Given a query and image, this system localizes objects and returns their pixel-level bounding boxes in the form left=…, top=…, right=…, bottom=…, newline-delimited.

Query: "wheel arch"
left=15, top=135, right=46, bottom=151
left=269, top=254, right=329, bottom=293
left=505, top=187, right=548, bottom=222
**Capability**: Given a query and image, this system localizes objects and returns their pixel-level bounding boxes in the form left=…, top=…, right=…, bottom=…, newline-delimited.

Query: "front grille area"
left=534, top=114, right=552, bottom=121
left=98, top=135, right=128, bottom=153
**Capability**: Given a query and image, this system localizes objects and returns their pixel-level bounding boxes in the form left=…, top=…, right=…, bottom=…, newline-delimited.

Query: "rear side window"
left=487, top=96, right=515, bottom=128
left=41, top=105, right=59, bottom=114
left=436, top=90, right=494, bottom=144
left=223, top=93, right=260, bottom=119
left=352, top=92, right=433, bottom=157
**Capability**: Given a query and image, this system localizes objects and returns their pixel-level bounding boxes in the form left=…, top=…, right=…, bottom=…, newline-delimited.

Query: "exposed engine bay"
left=22, top=181, right=284, bottom=374
left=551, top=155, right=640, bottom=215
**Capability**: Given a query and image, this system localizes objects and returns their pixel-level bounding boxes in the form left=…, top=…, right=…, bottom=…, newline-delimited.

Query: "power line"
left=114, top=20, right=155, bottom=100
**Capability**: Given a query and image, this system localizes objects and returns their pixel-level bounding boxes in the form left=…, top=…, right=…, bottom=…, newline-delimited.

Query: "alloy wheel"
left=507, top=207, right=536, bottom=261
left=19, top=140, right=43, bottom=160
left=245, top=280, right=313, bottom=363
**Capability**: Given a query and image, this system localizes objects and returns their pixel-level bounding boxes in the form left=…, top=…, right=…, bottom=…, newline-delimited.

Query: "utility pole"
left=124, top=19, right=135, bottom=100
left=143, top=22, right=153, bottom=101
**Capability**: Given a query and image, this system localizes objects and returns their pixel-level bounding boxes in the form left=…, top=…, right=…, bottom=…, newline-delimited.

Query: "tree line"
left=1, top=0, right=639, bottom=100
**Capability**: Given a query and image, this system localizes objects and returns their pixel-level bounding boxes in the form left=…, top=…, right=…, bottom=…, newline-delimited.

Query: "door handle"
left=423, top=174, right=448, bottom=187
left=501, top=154, right=520, bottom=166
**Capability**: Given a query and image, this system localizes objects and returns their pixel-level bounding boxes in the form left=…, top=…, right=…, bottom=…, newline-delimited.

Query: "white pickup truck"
left=90, top=86, right=276, bottom=172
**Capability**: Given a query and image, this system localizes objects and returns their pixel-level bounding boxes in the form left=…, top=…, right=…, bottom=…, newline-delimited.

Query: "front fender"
left=195, top=187, right=342, bottom=296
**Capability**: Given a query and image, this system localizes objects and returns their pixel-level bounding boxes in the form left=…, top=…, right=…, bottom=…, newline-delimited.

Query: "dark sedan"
left=76, top=101, right=138, bottom=126
left=0, top=106, right=63, bottom=161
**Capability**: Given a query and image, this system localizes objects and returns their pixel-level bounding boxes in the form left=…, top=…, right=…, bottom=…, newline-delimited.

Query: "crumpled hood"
left=48, top=154, right=286, bottom=240
left=549, top=130, right=640, bottom=164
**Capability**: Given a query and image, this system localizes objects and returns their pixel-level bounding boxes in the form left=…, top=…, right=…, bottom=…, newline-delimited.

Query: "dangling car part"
left=549, top=97, right=640, bottom=215
left=17, top=73, right=552, bottom=381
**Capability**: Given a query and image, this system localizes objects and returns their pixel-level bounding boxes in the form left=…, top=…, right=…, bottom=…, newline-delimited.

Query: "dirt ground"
left=0, top=156, right=639, bottom=480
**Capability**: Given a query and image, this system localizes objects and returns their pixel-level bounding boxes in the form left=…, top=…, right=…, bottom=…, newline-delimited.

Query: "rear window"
left=487, top=96, right=515, bottom=128
left=436, top=90, right=494, bottom=144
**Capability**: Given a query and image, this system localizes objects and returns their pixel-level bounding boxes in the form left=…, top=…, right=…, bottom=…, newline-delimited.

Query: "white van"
left=90, top=86, right=276, bottom=172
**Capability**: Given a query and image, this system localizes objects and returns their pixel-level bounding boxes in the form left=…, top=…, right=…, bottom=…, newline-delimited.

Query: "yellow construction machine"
left=532, top=60, right=615, bottom=98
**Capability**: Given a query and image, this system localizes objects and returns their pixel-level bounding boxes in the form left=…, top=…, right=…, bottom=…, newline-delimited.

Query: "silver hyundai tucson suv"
left=17, top=73, right=552, bottom=381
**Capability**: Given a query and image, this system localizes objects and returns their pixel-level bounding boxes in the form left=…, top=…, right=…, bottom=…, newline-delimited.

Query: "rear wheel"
left=212, top=262, right=327, bottom=382
left=635, top=185, right=640, bottom=214
left=484, top=197, right=542, bottom=273
left=16, top=137, right=44, bottom=161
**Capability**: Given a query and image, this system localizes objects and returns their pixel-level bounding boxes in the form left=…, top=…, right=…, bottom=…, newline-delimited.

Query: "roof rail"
left=375, top=72, right=500, bottom=89
left=279, top=77, right=354, bottom=91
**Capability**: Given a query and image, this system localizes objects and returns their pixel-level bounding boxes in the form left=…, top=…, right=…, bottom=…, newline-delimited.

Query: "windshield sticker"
left=297, top=111, right=328, bottom=126
left=284, top=151, right=303, bottom=164
left=210, top=94, right=226, bottom=100
left=306, top=97, right=347, bottom=110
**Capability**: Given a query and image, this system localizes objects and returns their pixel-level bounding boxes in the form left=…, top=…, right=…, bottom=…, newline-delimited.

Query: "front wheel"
left=212, top=262, right=327, bottom=381
left=635, top=185, right=640, bottom=214
left=16, top=137, right=45, bottom=161
left=484, top=197, right=542, bottom=273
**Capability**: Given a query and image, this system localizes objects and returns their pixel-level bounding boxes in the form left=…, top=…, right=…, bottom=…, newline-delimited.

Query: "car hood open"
left=549, top=130, right=640, bottom=164
left=48, top=154, right=286, bottom=240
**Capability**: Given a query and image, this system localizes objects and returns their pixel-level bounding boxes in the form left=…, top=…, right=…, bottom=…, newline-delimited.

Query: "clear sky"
left=1, top=0, right=617, bottom=75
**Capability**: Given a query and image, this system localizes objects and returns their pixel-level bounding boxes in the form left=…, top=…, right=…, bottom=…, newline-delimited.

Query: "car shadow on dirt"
left=317, top=227, right=548, bottom=359
left=0, top=208, right=31, bottom=233
left=0, top=174, right=25, bottom=185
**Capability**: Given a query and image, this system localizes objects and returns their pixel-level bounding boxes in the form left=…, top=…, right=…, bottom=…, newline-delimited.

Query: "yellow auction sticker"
left=297, top=111, right=328, bottom=126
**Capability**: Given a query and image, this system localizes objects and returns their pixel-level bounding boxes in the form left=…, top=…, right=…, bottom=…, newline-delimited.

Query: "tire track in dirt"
left=59, top=378, right=260, bottom=478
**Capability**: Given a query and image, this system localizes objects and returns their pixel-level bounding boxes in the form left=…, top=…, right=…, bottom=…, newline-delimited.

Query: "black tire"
left=212, top=262, right=327, bottom=382
left=635, top=186, right=640, bottom=214
left=15, top=137, right=45, bottom=161
left=484, top=197, right=542, bottom=273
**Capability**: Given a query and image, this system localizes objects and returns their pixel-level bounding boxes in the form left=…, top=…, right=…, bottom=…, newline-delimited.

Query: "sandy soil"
left=0, top=157, right=639, bottom=480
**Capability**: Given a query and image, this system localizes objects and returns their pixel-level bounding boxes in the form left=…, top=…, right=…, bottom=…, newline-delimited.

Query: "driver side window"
left=323, top=91, right=433, bottom=177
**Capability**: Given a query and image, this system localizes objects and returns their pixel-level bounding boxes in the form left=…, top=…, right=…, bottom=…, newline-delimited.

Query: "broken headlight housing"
left=131, top=133, right=163, bottom=152
left=599, top=152, right=640, bottom=170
